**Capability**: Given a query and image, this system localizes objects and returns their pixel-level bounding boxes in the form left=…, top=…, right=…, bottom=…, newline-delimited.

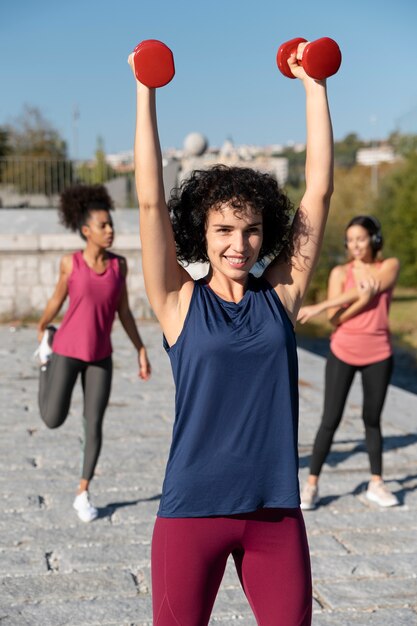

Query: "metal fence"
left=0, top=157, right=124, bottom=200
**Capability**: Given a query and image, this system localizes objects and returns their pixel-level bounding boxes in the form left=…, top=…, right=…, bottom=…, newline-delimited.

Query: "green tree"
left=0, top=127, right=11, bottom=159
left=4, top=105, right=72, bottom=195
left=91, top=136, right=113, bottom=184
left=7, top=105, right=67, bottom=158
left=0, top=127, right=11, bottom=185
left=334, top=133, right=366, bottom=168
left=377, top=152, right=417, bottom=286
left=75, top=136, right=115, bottom=185
left=387, top=131, right=417, bottom=158
left=305, top=165, right=379, bottom=301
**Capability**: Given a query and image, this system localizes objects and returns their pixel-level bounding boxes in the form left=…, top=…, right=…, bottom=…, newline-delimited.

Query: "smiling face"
left=345, top=224, right=374, bottom=262
left=205, top=203, right=263, bottom=281
left=81, top=209, right=114, bottom=249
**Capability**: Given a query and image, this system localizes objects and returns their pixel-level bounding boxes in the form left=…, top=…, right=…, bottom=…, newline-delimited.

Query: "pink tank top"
left=330, top=262, right=393, bottom=366
left=53, top=251, right=124, bottom=362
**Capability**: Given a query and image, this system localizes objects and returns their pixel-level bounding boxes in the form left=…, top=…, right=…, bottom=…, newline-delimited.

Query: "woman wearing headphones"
left=297, top=216, right=400, bottom=510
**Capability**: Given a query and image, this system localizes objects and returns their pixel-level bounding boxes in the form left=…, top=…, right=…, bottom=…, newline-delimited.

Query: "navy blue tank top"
left=158, top=275, right=300, bottom=517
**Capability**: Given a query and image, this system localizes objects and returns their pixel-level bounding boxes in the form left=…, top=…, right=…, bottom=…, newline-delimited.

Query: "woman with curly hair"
left=129, top=40, right=334, bottom=625
left=36, top=184, right=151, bottom=522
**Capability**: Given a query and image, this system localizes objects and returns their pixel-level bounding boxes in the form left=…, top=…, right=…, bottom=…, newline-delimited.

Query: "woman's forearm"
left=119, top=309, right=144, bottom=352
left=304, top=79, right=334, bottom=200
left=134, top=85, right=165, bottom=209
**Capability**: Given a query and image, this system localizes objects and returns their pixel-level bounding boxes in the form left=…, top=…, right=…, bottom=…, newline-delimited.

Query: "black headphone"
left=344, top=215, right=383, bottom=253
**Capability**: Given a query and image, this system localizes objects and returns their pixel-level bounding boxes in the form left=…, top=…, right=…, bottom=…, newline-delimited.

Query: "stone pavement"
left=1, top=321, right=416, bottom=626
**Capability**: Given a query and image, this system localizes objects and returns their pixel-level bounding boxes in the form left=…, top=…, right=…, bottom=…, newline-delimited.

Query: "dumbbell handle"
left=277, top=37, right=342, bottom=80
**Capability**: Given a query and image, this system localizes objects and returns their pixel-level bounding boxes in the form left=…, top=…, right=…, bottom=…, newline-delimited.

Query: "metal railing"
left=0, top=157, right=123, bottom=199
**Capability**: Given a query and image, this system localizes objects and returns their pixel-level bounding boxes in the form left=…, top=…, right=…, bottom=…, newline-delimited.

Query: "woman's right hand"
left=297, top=302, right=325, bottom=324
left=357, top=276, right=380, bottom=303
left=127, top=53, right=136, bottom=79
left=127, top=53, right=150, bottom=90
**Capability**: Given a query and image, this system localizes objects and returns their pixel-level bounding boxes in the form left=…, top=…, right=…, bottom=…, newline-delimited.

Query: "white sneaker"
left=300, top=482, right=319, bottom=510
left=73, top=491, right=98, bottom=522
left=366, top=479, right=399, bottom=507
left=34, top=325, right=56, bottom=365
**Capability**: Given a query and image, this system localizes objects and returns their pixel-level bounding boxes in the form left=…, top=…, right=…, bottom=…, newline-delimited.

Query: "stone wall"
left=0, top=208, right=207, bottom=321
left=0, top=232, right=152, bottom=321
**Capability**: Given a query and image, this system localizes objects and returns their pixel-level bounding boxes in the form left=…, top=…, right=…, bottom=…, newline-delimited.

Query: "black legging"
left=309, top=350, right=393, bottom=477
left=39, top=353, right=113, bottom=481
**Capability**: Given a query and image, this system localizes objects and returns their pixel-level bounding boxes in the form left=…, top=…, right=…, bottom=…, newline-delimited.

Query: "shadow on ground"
left=97, top=493, right=162, bottom=519
left=303, top=474, right=417, bottom=510
left=299, top=433, right=417, bottom=472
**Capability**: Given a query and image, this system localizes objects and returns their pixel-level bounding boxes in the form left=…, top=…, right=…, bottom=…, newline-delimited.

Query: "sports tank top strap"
left=72, top=250, right=83, bottom=270
left=108, top=252, right=122, bottom=277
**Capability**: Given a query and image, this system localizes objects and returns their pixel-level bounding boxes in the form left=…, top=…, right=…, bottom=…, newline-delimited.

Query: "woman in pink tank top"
left=297, top=216, right=400, bottom=510
left=36, top=184, right=151, bottom=522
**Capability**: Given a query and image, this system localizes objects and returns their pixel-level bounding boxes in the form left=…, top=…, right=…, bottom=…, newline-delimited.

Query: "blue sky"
left=1, top=0, right=417, bottom=159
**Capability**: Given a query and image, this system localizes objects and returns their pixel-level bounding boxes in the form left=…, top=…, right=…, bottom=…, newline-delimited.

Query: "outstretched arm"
left=266, top=44, right=334, bottom=323
left=298, top=257, right=400, bottom=325
left=128, top=55, right=192, bottom=345
left=297, top=286, right=359, bottom=324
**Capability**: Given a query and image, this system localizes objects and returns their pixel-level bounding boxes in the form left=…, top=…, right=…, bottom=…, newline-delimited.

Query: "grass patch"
left=390, top=288, right=417, bottom=350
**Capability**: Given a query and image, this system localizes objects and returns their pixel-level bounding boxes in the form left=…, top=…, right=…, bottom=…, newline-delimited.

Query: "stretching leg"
left=38, top=354, right=81, bottom=429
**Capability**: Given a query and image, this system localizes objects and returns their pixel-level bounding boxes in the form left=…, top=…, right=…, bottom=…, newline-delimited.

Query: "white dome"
left=183, top=132, right=208, bottom=156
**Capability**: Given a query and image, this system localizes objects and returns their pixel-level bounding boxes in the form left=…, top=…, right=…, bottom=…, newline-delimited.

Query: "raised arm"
left=128, top=55, right=192, bottom=344
left=266, top=44, right=334, bottom=323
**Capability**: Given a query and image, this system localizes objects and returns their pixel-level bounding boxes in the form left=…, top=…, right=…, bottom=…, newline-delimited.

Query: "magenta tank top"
left=330, top=262, right=393, bottom=366
left=53, top=251, right=124, bottom=362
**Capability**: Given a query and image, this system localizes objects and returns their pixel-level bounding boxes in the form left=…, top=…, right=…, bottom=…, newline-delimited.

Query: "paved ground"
left=1, top=321, right=416, bottom=626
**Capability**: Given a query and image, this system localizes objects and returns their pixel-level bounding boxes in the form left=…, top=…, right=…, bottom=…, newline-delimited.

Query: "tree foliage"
left=6, top=105, right=67, bottom=158
left=2, top=106, right=72, bottom=195
left=293, top=165, right=380, bottom=302
left=0, top=127, right=11, bottom=159
left=334, top=132, right=367, bottom=168
left=377, top=152, right=417, bottom=286
left=76, top=136, right=115, bottom=185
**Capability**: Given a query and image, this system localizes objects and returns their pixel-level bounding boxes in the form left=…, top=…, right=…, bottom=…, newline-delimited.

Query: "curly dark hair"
left=58, top=184, right=114, bottom=238
left=168, top=165, right=295, bottom=264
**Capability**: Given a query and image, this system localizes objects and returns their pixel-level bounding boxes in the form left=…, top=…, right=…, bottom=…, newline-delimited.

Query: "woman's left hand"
left=138, top=346, right=152, bottom=380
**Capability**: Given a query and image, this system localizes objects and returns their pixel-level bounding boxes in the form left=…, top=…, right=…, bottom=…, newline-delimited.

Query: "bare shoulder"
left=379, top=257, right=400, bottom=271
left=112, top=253, right=128, bottom=277
left=329, top=264, right=348, bottom=282
left=60, top=254, right=73, bottom=274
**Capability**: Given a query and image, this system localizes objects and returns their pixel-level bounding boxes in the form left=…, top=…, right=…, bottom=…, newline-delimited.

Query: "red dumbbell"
left=277, top=37, right=342, bottom=80
left=132, top=39, right=175, bottom=88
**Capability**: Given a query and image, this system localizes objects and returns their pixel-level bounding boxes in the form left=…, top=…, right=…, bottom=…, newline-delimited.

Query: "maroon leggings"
left=151, top=508, right=312, bottom=626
